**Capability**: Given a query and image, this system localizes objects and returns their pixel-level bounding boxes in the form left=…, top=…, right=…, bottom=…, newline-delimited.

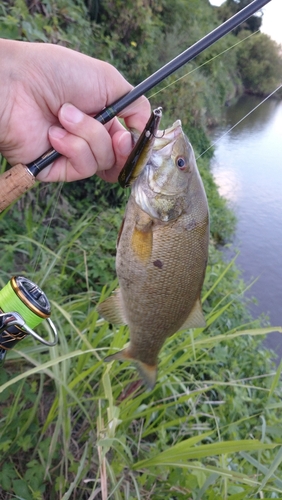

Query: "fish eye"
left=176, top=157, right=186, bottom=170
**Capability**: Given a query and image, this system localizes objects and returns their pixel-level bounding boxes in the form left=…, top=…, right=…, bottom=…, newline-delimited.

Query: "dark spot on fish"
left=153, top=259, right=163, bottom=269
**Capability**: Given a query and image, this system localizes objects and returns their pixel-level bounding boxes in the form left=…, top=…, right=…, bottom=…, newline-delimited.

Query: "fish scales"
left=98, top=114, right=209, bottom=389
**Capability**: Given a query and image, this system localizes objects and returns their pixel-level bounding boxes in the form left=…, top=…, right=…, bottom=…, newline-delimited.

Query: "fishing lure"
left=118, top=107, right=162, bottom=188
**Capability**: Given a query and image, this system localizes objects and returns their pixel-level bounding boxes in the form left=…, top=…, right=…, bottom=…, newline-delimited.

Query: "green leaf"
left=13, top=479, right=32, bottom=499
left=258, top=446, right=282, bottom=492
left=134, top=439, right=278, bottom=468
left=268, top=359, right=282, bottom=400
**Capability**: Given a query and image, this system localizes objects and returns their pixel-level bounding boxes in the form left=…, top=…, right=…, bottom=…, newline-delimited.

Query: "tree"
left=216, top=0, right=262, bottom=34
left=237, top=32, right=282, bottom=95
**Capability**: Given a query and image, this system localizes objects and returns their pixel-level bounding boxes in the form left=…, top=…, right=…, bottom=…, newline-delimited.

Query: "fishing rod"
left=0, top=0, right=272, bottom=212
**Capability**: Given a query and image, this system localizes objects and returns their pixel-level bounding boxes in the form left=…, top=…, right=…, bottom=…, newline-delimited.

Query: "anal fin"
left=97, top=288, right=127, bottom=325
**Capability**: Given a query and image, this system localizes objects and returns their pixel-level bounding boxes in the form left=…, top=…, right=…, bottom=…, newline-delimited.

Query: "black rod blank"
left=27, top=0, right=272, bottom=176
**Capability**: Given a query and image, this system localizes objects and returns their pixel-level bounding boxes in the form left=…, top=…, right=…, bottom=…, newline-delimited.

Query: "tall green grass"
left=0, top=193, right=281, bottom=499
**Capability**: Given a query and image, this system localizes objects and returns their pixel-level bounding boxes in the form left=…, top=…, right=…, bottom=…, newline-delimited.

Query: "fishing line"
left=146, top=30, right=260, bottom=102
left=114, top=29, right=260, bottom=122
left=116, top=29, right=281, bottom=168
left=196, top=82, right=282, bottom=161
left=28, top=24, right=278, bottom=268
left=32, top=181, right=64, bottom=277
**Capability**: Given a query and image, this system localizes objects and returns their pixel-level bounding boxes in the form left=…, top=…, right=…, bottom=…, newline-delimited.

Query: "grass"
left=0, top=191, right=282, bottom=499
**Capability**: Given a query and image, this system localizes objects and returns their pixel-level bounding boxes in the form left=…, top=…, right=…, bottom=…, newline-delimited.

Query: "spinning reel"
left=0, top=276, right=57, bottom=362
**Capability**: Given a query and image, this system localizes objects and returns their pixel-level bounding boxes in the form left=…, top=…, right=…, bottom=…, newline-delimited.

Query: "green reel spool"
left=0, top=276, right=58, bottom=362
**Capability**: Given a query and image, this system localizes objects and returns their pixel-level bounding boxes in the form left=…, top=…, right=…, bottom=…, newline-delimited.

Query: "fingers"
left=97, top=96, right=151, bottom=182
left=37, top=98, right=151, bottom=183
left=118, top=95, right=152, bottom=133
left=98, top=129, right=133, bottom=183
left=37, top=103, right=116, bottom=182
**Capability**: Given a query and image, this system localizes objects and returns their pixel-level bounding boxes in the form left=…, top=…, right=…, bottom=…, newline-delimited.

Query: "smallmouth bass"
left=97, top=110, right=209, bottom=389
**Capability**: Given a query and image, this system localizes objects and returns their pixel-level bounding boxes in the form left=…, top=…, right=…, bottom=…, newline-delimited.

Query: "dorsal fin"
left=178, top=299, right=206, bottom=330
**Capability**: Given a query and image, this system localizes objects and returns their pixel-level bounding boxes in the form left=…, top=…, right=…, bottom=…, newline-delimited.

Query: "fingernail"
left=118, top=131, right=133, bottom=156
left=61, top=103, right=84, bottom=123
left=49, top=125, right=67, bottom=139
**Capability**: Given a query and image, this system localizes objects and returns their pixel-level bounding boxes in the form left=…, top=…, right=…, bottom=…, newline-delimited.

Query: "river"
left=209, top=94, right=282, bottom=359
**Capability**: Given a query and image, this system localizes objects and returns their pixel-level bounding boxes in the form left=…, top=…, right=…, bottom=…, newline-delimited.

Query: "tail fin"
left=104, top=349, right=157, bottom=390
left=135, top=360, right=157, bottom=390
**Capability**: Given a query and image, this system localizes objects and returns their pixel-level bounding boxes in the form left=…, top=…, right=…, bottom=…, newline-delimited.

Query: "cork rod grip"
left=0, top=164, right=36, bottom=212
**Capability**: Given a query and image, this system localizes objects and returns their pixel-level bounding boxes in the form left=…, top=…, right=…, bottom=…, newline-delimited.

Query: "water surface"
left=210, top=94, right=282, bottom=358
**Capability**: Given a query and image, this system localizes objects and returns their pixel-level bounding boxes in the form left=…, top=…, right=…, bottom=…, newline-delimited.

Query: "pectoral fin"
left=178, top=299, right=206, bottom=330
left=131, top=213, right=153, bottom=263
left=97, top=288, right=127, bottom=325
left=105, top=348, right=157, bottom=390
left=131, top=226, right=153, bottom=263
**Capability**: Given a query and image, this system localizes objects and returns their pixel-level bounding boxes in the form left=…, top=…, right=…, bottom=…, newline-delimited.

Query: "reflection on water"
left=210, top=94, right=282, bottom=358
left=213, top=167, right=242, bottom=203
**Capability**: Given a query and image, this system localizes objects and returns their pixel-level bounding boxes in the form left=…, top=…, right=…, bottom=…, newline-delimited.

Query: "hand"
left=0, top=39, right=151, bottom=183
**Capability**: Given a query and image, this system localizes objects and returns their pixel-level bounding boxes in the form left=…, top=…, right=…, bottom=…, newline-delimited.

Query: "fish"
left=97, top=110, right=209, bottom=389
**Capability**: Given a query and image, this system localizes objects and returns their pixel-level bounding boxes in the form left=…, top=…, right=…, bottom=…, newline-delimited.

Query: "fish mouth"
left=153, top=120, right=183, bottom=153
left=147, top=120, right=187, bottom=196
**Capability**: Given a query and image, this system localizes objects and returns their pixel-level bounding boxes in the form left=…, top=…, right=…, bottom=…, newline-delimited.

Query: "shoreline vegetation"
left=1, top=1, right=282, bottom=498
